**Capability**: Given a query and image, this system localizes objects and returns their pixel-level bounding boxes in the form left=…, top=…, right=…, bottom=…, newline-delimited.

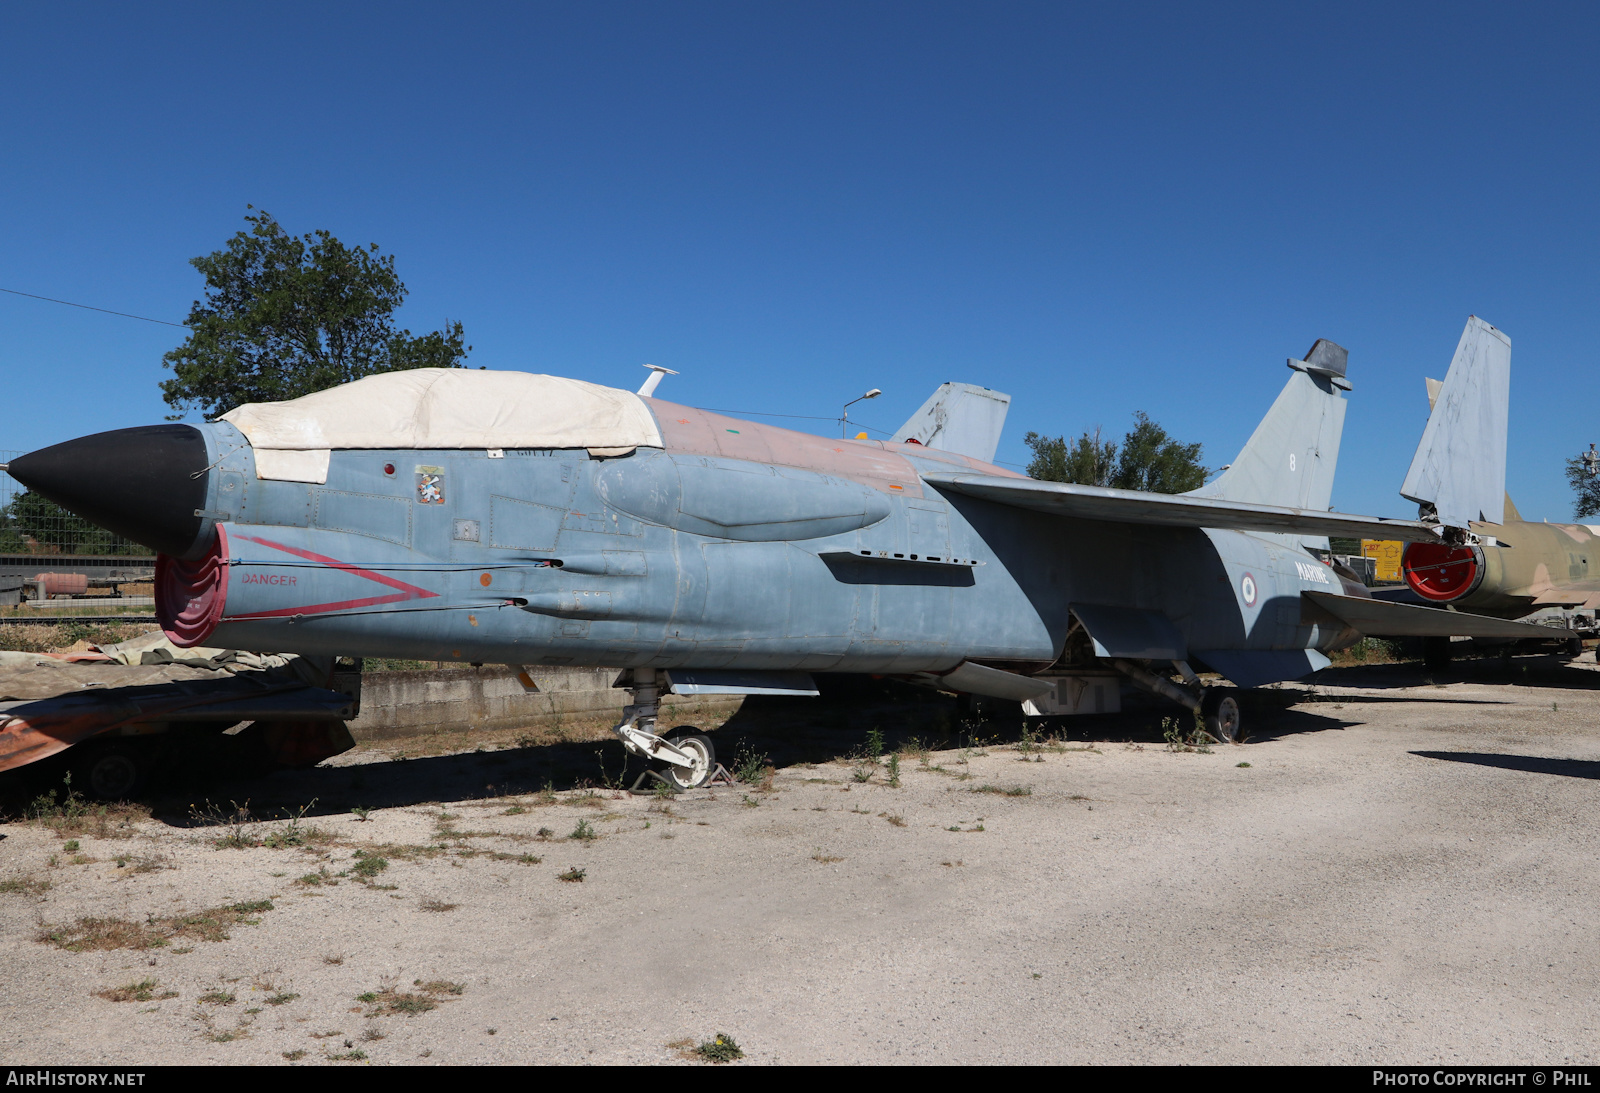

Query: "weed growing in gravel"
left=734, top=746, right=774, bottom=788
left=865, top=728, right=885, bottom=760
left=95, top=979, right=177, bottom=1002
left=267, top=992, right=300, bottom=1006
left=851, top=764, right=874, bottom=783
left=282, top=1050, right=306, bottom=1060
left=357, top=979, right=462, bottom=1017
left=22, top=775, right=145, bottom=839
left=263, top=802, right=326, bottom=849
left=741, top=795, right=760, bottom=808
left=0, top=876, right=51, bottom=896
left=189, top=800, right=260, bottom=849
left=351, top=851, right=389, bottom=880
left=886, top=754, right=901, bottom=788
left=350, top=807, right=371, bottom=822
left=811, top=849, right=842, bottom=863
left=558, top=866, right=587, bottom=883
left=1237, top=761, right=1252, bottom=768
left=1162, top=715, right=1214, bottom=753
left=419, top=899, right=458, bottom=913
left=971, top=785, right=1031, bottom=797
left=694, top=1033, right=745, bottom=1064
left=199, top=990, right=236, bottom=1006
left=882, top=813, right=906, bottom=827
left=503, top=804, right=526, bottom=815
left=570, top=819, right=596, bottom=841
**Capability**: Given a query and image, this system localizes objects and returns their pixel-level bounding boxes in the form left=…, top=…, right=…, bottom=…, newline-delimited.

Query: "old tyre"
left=1201, top=689, right=1243, bottom=744
left=76, top=745, right=144, bottom=800
left=661, top=732, right=715, bottom=790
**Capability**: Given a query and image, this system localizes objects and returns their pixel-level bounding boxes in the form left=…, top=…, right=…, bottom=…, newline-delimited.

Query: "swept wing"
left=922, top=472, right=1439, bottom=543
left=1304, top=590, right=1571, bottom=639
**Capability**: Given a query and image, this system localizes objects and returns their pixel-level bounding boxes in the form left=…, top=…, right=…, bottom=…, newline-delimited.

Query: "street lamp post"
left=841, top=389, right=882, bottom=438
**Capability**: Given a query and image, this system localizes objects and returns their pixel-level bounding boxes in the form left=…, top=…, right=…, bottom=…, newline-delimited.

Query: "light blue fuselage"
left=192, top=419, right=1348, bottom=679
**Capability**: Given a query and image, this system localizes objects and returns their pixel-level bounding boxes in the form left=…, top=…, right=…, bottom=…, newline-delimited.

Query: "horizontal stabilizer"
left=1303, top=590, right=1570, bottom=639
left=924, top=472, right=1439, bottom=542
left=893, top=383, right=1011, bottom=463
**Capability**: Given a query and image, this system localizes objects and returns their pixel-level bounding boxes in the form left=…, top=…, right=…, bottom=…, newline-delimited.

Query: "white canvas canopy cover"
left=220, top=369, right=663, bottom=483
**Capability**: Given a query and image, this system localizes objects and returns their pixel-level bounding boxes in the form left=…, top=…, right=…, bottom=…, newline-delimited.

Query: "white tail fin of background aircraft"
left=1184, top=339, right=1350, bottom=547
left=1400, top=316, right=1510, bottom=528
left=893, top=382, right=1011, bottom=463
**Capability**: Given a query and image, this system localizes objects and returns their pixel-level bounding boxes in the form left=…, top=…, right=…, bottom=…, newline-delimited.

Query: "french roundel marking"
left=1240, top=573, right=1258, bottom=607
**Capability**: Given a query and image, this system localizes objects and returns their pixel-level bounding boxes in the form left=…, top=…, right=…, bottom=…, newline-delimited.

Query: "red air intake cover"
left=157, top=525, right=230, bottom=647
left=1402, top=540, right=1482, bottom=602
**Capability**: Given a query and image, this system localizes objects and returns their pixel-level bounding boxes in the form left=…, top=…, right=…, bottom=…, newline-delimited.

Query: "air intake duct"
left=1402, top=540, right=1485, bottom=602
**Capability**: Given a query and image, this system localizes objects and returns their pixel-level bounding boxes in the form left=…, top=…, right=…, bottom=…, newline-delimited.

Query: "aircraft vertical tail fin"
left=892, top=383, right=1012, bottom=463
left=1400, top=316, right=1510, bottom=528
left=1186, top=339, right=1350, bottom=539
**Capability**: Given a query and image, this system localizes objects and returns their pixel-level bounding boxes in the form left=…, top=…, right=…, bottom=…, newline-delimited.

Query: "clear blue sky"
left=3, top=2, right=1596, bottom=521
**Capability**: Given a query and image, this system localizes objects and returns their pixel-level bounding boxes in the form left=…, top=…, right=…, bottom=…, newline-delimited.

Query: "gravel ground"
left=2, top=658, right=1597, bottom=1065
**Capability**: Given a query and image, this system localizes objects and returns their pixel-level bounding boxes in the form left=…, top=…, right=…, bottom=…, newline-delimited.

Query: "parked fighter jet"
left=9, top=337, right=1566, bottom=785
left=1394, top=316, right=1600, bottom=623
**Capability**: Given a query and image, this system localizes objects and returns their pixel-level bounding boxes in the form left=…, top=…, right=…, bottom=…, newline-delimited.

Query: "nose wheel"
left=610, top=670, right=722, bottom=790
left=659, top=732, right=715, bottom=790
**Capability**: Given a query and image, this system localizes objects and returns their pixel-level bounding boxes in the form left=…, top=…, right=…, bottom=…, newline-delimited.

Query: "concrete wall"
left=348, top=665, right=742, bottom=741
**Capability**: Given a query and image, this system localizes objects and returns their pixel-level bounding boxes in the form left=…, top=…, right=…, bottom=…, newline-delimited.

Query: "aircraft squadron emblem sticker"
left=1240, top=572, right=1258, bottom=607
left=415, top=466, right=446, bottom=505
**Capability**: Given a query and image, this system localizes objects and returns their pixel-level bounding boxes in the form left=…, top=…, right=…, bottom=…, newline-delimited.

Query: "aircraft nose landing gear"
left=610, top=669, right=718, bottom=790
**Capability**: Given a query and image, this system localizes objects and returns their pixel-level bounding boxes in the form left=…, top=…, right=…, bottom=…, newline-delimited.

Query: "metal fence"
left=1, top=448, right=154, bottom=557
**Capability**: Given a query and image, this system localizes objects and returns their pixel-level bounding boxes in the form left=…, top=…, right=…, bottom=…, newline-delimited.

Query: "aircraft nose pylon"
left=7, top=425, right=211, bottom=558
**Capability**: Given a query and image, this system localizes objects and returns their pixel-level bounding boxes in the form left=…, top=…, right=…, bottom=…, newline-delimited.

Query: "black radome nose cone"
left=9, top=425, right=210, bottom=557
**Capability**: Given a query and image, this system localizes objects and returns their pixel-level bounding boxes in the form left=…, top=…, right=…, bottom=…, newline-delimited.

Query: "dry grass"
left=95, top=978, right=178, bottom=1003
left=39, top=899, right=274, bottom=952
left=0, top=875, right=52, bottom=896
left=0, top=620, right=151, bottom=654
left=419, top=899, right=458, bottom=913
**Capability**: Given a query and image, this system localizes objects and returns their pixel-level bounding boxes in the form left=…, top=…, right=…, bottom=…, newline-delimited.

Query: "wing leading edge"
left=922, top=472, right=1439, bottom=543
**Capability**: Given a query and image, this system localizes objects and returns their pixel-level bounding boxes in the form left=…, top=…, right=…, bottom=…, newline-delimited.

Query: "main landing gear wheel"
left=76, top=744, right=145, bottom=800
left=660, top=732, right=715, bottom=790
left=1201, top=689, right=1243, bottom=744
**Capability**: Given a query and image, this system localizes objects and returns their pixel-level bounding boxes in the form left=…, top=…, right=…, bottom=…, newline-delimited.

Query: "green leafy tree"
left=161, top=208, right=470, bottom=419
left=1026, top=412, right=1207, bottom=494
left=1565, top=453, right=1600, bottom=518
left=1023, top=426, right=1118, bottom=486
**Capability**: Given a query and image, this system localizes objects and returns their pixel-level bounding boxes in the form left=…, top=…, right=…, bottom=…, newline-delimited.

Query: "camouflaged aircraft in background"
left=1388, top=317, right=1600, bottom=660
left=8, top=338, right=1565, bottom=784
